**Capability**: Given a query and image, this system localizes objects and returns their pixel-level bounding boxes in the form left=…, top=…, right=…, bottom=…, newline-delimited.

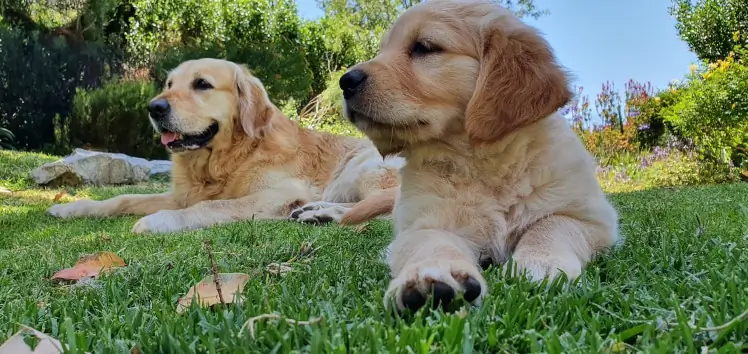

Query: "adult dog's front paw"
left=384, top=258, right=487, bottom=312
left=47, top=199, right=101, bottom=218
left=289, top=201, right=349, bottom=225
left=131, top=210, right=187, bottom=234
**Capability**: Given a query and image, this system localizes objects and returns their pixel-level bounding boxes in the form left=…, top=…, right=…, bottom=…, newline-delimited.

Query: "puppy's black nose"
left=339, top=69, right=368, bottom=99
left=148, top=98, right=170, bottom=119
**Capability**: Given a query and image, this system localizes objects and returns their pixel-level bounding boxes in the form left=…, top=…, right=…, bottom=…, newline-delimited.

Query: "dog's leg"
left=508, top=215, right=605, bottom=281
left=48, top=193, right=179, bottom=218
left=132, top=179, right=311, bottom=234
left=383, top=229, right=487, bottom=312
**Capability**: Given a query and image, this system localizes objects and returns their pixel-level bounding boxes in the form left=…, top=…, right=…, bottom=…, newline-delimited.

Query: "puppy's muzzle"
left=339, top=69, right=368, bottom=100
left=148, top=98, right=171, bottom=122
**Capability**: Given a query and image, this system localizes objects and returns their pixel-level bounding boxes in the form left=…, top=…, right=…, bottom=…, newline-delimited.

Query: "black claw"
left=401, top=287, right=426, bottom=311
left=462, top=277, right=482, bottom=302
left=290, top=209, right=303, bottom=219
left=315, top=215, right=334, bottom=224
left=430, top=281, right=456, bottom=308
left=301, top=218, right=319, bottom=225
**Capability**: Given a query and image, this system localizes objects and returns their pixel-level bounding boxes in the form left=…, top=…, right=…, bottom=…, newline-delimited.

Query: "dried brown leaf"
left=52, top=191, right=66, bottom=202
left=176, top=273, right=250, bottom=314
left=51, top=251, right=126, bottom=282
left=354, top=223, right=370, bottom=233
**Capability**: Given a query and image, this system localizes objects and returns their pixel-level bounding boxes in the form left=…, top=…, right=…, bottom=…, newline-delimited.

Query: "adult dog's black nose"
left=148, top=98, right=170, bottom=120
left=339, top=69, right=368, bottom=99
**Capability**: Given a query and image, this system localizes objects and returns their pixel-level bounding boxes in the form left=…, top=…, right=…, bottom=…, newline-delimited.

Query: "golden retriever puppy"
left=47, top=58, right=402, bottom=233
left=339, top=0, right=619, bottom=311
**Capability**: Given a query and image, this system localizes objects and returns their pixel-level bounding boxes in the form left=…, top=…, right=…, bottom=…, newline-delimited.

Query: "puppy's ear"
left=234, top=64, right=273, bottom=138
left=465, top=19, right=572, bottom=144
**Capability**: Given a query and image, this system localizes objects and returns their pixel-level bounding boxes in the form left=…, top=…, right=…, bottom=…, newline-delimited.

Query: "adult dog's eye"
left=411, top=41, right=441, bottom=57
left=192, top=78, right=213, bottom=90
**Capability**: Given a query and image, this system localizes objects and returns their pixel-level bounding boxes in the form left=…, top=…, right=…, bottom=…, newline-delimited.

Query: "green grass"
left=1, top=150, right=747, bottom=353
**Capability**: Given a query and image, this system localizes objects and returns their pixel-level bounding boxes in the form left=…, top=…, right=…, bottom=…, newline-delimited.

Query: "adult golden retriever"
left=338, top=0, right=619, bottom=311
left=48, top=58, right=402, bottom=233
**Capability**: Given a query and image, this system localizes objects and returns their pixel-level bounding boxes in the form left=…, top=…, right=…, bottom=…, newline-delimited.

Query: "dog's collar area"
left=164, top=122, right=220, bottom=152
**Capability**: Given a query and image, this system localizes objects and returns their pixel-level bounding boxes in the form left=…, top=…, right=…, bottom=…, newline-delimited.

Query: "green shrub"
left=152, top=39, right=313, bottom=109
left=671, top=0, right=748, bottom=62
left=62, top=77, right=165, bottom=159
left=662, top=49, right=748, bottom=173
left=640, top=151, right=737, bottom=189
left=296, top=69, right=363, bottom=138
left=0, top=26, right=125, bottom=151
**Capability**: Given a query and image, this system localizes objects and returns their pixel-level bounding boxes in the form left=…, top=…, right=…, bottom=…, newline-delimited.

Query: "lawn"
left=1, top=150, right=747, bottom=353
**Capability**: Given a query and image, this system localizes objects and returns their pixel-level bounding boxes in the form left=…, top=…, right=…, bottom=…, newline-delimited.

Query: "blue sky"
left=295, top=0, right=699, bottom=102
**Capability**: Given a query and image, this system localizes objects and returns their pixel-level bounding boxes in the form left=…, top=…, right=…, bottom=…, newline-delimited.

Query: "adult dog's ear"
left=464, top=18, right=572, bottom=144
left=234, top=64, right=273, bottom=138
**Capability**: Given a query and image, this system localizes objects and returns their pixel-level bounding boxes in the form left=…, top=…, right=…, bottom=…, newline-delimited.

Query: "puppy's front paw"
left=289, top=202, right=349, bottom=225
left=132, top=210, right=186, bottom=234
left=47, top=199, right=101, bottom=218
left=385, top=258, right=487, bottom=312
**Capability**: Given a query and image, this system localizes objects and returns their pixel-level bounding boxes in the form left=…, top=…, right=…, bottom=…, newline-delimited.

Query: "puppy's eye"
left=411, top=41, right=441, bottom=57
left=166, top=81, right=173, bottom=89
left=192, top=78, right=213, bottom=90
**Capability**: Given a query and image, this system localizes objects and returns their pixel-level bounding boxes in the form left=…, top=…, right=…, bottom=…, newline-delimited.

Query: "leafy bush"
left=153, top=40, right=313, bottom=109
left=671, top=0, right=748, bottom=62
left=662, top=49, right=748, bottom=173
left=628, top=86, right=683, bottom=149
left=0, top=26, right=125, bottom=150
left=62, top=77, right=165, bottom=159
left=296, top=69, right=363, bottom=137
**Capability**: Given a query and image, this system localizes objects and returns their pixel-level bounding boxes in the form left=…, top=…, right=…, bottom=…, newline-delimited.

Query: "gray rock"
left=31, top=148, right=172, bottom=187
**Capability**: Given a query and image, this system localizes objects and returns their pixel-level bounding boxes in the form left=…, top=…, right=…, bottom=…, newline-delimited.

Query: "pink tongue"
left=160, top=132, right=178, bottom=145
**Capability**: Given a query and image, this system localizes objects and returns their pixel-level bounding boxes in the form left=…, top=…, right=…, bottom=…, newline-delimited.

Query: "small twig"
left=238, top=314, right=323, bottom=339
left=669, top=308, right=748, bottom=332
left=694, top=308, right=748, bottom=332
left=203, top=240, right=225, bottom=305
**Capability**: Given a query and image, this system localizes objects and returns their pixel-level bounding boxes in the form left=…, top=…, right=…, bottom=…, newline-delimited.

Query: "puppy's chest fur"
left=394, top=117, right=591, bottom=260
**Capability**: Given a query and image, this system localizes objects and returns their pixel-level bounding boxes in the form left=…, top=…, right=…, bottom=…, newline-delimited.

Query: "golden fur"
left=48, top=58, right=402, bottom=233
left=340, top=0, right=619, bottom=311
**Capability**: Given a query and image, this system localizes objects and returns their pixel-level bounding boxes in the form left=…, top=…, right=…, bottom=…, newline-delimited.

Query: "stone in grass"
left=31, top=148, right=172, bottom=187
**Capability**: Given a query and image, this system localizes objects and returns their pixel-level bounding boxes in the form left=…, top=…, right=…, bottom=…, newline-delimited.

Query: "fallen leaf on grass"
left=100, top=233, right=112, bottom=242
left=176, top=273, right=250, bottom=314
left=266, top=262, right=293, bottom=276
left=52, top=191, right=66, bottom=202
left=354, top=223, right=369, bottom=233
left=0, top=326, right=68, bottom=354
left=51, top=251, right=126, bottom=282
